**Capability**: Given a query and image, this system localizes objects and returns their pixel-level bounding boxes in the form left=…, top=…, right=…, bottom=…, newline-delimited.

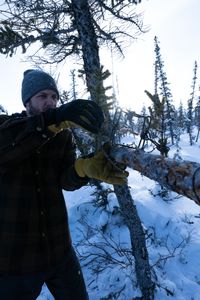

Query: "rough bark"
left=71, top=0, right=111, bottom=149
left=114, top=184, right=155, bottom=299
left=71, top=2, right=155, bottom=297
left=71, top=0, right=104, bottom=104
left=110, top=146, right=200, bottom=205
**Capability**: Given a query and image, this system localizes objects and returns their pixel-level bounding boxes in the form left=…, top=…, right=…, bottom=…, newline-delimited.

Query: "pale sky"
left=0, top=0, right=200, bottom=114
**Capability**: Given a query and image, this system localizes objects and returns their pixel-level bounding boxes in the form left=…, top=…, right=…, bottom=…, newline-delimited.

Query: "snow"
left=36, top=133, right=200, bottom=300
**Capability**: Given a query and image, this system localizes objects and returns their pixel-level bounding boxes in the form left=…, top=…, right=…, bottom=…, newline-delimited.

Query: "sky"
left=0, top=0, right=200, bottom=114
left=112, top=0, right=200, bottom=111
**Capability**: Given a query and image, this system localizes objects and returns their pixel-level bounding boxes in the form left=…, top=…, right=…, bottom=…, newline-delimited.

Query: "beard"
left=26, top=102, right=54, bottom=116
left=26, top=104, right=40, bottom=116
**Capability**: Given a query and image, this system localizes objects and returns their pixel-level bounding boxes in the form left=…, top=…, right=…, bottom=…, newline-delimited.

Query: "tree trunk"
left=71, top=1, right=155, bottom=298
left=110, top=146, right=200, bottom=205
left=72, top=0, right=110, bottom=150
left=71, top=0, right=104, bottom=105
left=114, top=184, right=155, bottom=299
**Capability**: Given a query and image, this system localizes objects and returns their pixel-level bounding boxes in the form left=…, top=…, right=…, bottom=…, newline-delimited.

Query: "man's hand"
left=43, top=99, right=104, bottom=134
left=75, top=150, right=129, bottom=185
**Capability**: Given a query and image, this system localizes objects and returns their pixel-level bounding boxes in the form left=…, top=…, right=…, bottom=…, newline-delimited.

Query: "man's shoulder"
left=11, top=111, right=27, bottom=118
left=0, top=114, right=11, bottom=126
left=0, top=111, right=27, bottom=126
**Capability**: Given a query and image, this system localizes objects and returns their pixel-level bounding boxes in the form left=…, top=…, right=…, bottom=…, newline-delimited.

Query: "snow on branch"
left=110, top=145, right=200, bottom=205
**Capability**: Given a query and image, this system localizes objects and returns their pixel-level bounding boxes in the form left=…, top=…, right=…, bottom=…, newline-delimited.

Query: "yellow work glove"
left=48, top=121, right=76, bottom=133
left=75, top=151, right=129, bottom=185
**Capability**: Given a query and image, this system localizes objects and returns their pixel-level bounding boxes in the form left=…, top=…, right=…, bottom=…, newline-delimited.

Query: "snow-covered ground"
left=37, top=133, right=200, bottom=300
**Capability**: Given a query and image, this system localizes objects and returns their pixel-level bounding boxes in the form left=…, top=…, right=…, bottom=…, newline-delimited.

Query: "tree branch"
left=110, top=145, right=200, bottom=205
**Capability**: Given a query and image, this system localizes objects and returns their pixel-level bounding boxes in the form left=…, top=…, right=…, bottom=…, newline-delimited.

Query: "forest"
left=0, top=0, right=200, bottom=299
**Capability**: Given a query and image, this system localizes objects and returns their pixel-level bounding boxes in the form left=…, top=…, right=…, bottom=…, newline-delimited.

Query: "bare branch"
left=110, top=145, right=200, bottom=205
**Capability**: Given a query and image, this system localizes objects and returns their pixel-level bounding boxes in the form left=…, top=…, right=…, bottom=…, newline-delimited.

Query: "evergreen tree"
left=144, top=91, right=170, bottom=157
left=137, top=105, right=148, bottom=133
left=194, top=92, right=200, bottom=142
left=177, top=100, right=185, bottom=130
left=0, top=105, right=7, bottom=115
left=70, top=69, right=78, bottom=101
left=187, top=60, right=198, bottom=145
left=154, top=36, right=176, bottom=145
left=0, top=0, right=144, bottom=60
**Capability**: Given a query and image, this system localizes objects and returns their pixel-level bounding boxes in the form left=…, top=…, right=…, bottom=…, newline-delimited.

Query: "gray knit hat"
left=21, top=69, right=59, bottom=106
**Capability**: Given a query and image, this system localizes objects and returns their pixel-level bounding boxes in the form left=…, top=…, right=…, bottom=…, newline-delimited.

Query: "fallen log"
left=110, top=146, right=200, bottom=205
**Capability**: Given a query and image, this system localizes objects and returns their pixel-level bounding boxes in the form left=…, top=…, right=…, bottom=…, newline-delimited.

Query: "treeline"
left=106, top=36, right=200, bottom=153
left=55, top=36, right=200, bottom=157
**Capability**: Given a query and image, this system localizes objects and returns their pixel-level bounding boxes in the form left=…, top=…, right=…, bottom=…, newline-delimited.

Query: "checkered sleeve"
left=60, top=131, right=89, bottom=191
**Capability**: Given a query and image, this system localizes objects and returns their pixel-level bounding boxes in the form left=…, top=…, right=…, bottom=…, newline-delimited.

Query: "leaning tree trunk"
left=114, top=184, right=155, bottom=299
left=110, top=146, right=200, bottom=205
left=71, top=0, right=155, bottom=298
left=71, top=0, right=109, bottom=112
left=72, top=0, right=110, bottom=150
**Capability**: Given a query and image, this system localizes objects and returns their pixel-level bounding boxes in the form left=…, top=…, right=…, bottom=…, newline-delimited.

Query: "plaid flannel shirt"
left=0, top=112, right=88, bottom=274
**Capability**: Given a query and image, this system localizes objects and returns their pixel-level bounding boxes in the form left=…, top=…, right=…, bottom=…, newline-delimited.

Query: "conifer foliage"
left=0, top=0, right=144, bottom=59
left=187, top=61, right=198, bottom=145
left=153, top=36, right=176, bottom=145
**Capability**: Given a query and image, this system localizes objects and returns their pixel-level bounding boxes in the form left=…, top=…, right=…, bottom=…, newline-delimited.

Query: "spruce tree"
left=187, top=60, right=198, bottom=145
left=154, top=36, right=176, bottom=145
left=194, top=93, right=200, bottom=142
left=177, top=101, right=185, bottom=130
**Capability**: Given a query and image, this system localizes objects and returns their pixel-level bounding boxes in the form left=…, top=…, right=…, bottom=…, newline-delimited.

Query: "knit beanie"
left=21, top=69, right=59, bottom=106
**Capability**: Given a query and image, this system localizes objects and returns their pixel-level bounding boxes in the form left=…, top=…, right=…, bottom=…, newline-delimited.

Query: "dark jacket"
left=0, top=111, right=88, bottom=274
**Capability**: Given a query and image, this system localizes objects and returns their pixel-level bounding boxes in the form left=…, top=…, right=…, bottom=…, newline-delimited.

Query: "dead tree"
left=110, top=146, right=200, bottom=206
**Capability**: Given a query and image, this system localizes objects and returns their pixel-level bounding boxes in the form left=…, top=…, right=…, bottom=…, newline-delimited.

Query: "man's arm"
left=59, top=132, right=89, bottom=191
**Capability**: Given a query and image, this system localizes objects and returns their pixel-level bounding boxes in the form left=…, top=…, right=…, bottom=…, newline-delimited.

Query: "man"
left=0, top=69, right=128, bottom=300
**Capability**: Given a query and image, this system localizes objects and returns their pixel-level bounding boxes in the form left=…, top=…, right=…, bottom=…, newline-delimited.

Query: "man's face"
left=26, top=89, right=58, bottom=115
